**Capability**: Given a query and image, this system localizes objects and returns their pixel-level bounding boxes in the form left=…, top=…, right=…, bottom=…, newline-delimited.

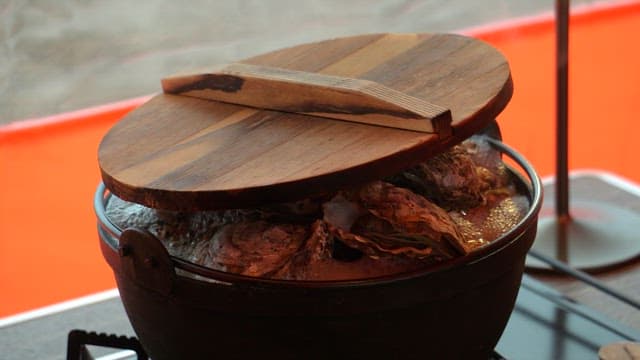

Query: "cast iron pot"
left=95, top=138, right=542, bottom=360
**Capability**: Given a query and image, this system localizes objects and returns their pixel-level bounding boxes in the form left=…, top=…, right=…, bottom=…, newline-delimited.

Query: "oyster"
left=191, top=221, right=307, bottom=277
left=387, top=138, right=502, bottom=210
left=324, top=181, right=465, bottom=259
left=273, top=220, right=334, bottom=280
left=105, top=196, right=224, bottom=259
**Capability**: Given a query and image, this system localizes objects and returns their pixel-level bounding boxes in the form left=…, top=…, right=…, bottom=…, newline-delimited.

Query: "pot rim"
left=95, top=137, right=542, bottom=288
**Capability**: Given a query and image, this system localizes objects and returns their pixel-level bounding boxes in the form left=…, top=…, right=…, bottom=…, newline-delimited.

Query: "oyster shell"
left=387, top=138, right=503, bottom=210
left=272, top=220, right=334, bottom=280
left=191, top=221, right=307, bottom=277
left=324, top=181, right=466, bottom=259
left=105, top=196, right=224, bottom=259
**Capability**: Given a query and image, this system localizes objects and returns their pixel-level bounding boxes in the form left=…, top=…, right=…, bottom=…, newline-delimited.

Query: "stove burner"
left=67, top=330, right=148, bottom=360
left=67, top=329, right=507, bottom=359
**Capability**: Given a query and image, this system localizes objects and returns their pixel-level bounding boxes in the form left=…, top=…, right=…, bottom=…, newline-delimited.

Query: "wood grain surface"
left=599, top=342, right=640, bottom=360
left=161, top=63, right=452, bottom=134
left=99, top=33, right=512, bottom=210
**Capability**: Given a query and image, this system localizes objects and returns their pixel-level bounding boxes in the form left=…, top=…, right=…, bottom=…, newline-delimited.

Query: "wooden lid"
left=98, top=33, right=512, bottom=211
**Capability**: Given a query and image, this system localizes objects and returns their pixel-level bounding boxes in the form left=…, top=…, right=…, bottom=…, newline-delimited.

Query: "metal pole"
left=529, top=0, right=640, bottom=272
left=556, top=0, right=570, bottom=221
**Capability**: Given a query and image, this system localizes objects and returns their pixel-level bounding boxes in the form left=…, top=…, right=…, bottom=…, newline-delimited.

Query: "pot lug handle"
left=119, top=228, right=175, bottom=296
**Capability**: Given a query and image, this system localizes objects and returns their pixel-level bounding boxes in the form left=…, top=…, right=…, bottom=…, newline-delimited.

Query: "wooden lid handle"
left=161, top=63, right=452, bottom=135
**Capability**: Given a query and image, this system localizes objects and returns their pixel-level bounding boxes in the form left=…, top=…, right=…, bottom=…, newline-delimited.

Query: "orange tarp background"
left=1, top=2, right=640, bottom=317
left=479, top=2, right=640, bottom=180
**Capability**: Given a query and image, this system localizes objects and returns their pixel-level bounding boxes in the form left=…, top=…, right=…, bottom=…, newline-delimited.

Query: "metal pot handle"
left=118, top=228, right=176, bottom=296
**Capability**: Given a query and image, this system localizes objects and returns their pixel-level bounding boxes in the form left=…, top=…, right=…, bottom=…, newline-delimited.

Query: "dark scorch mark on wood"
left=288, top=102, right=425, bottom=119
left=170, top=74, right=245, bottom=94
